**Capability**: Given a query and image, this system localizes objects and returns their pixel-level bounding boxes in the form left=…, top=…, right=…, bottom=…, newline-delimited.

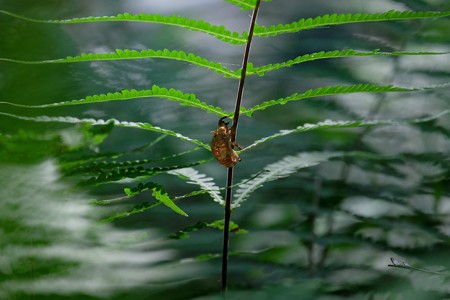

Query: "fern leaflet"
left=0, top=112, right=210, bottom=149
left=240, top=84, right=416, bottom=116
left=245, top=49, right=450, bottom=76
left=242, top=110, right=450, bottom=151
left=168, top=168, right=224, bottom=205
left=233, top=152, right=340, bottom=207
left=254, top=10, right=450, bottom=37
left=0, top=85, right=228, bottom=116
left=0, top=49, right=239, bottom=79
left=0, top=10, right=246, bottom=44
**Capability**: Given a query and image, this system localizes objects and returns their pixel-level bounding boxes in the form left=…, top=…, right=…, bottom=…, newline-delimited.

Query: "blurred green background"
left=1, top=0, right=449, bottom=299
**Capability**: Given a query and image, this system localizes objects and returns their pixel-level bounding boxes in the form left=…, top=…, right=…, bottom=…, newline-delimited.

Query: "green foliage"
left=240, top=84, right=418, bottom=116
left=233, top=152, right=341, bottom=207
left=0, top=112, right=210, bottom=149
left=0, top=1, right=449, bottom=299
left=1, top=84, right=228, bottom=115
left=0, top=9, right=247, bottom=44
left=253, top=10, right=450, bottom=37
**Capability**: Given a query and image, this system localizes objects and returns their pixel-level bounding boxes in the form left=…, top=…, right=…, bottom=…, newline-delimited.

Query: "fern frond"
left=0, top=49, right=239, bottom=79
left=62, top=147, right=201, bottom=176
left=242, top=110, right=450, bottom=151
left=102, top=201, right=160, bottom=222
left=240, top=84, right=416, bottom=116
left=233, top=152, right=340, bottom=207
left=80, top=159, right=210, bottom=186
left=0, top=112, right=210, bottom=149
left=123, top=181, right=188, bottom=216
left=169, top=220, right=245, bottom=239
left=102, top=184, right=188, bottom=221
left=2, top=85, right=228, bottom=116
left=168, top=168, right=224, bottom=205
left=151, top=183, right=188, bottom=216
left=254, top=10, right=450, bottom=37
left=0, top=10, right=246, bottom=44
left=246, top=49, right=450, bottom=76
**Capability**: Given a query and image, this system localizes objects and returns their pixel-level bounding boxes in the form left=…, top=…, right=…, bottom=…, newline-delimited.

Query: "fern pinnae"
left=0, top=49, right=239, bottom=79
left=8, top=85, right=229, bottom=116
left=0, top=10, right=246, bottom=44
left=168, top=168, right=224, bottom=205
left=0, top=112, right=210, bottom=149
left=63, top=147, right=202, bottom=176
left=241, top=84, right=416, bottom=116
left=80, top=158, right=212, bottom=187
left=242, top=110, right=450, bottom=152
left=232, top=152, right=340, bottom=207
left=247, top=49, right=450, bottom=76
left=254, top=10, right=450, bottom=37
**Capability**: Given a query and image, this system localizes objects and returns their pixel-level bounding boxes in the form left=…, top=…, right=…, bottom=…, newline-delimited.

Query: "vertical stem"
left=221, top=0, right=262, bottom=293
left=221, top=167, right=233, bottom=291
left=230, top=0, right=262, bottom=142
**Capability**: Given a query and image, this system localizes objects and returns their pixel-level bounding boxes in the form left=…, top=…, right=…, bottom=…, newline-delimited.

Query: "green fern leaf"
left=243, top=110, right=450, bottom=151
left=241, top=84, right=416, bottom=116
left=122, top=181, right=188, bottom=216
left=233, top=152, right=340, bottom=207
left=254, top=10, right=450, bottom=37
left=0, top=10, right=246, bottom=44
left=169, top=220, right=244, bottom=239
left=63, top=147, right=201, bottom=176
left=168, top=168, right=224, bottom=205
left=0, top=49, right=239, bottom=79
left=0, top=112, right=210, bottom=149
left=246, top=49, right=450, bottom=76
left=2, top=85, right=229, bottom=116
left=102, top=201, right=160, bottom=222
left=80, top=159, right=210, bottom=187
left=152, top=183, right=188, bottom=217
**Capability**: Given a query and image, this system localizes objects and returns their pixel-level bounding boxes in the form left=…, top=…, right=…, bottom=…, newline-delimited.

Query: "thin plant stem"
left=221, top=0, right=262, bottom=293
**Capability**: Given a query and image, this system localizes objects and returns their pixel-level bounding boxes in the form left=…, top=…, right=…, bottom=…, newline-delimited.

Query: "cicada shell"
left=211, top=117, right=241, bottom=168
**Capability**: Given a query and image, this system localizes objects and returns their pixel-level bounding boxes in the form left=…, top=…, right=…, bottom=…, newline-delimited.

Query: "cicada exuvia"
left=211, top=116, right=241, bottom=168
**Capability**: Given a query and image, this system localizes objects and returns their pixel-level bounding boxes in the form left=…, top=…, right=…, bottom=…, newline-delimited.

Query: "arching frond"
left=254, top=10, right=450, bottom=37
left=0, top=112, right=210, bottom=149
left=80, top=159, right=209, bottom=186
left=242, top=110, right=450, bottom=151
left=0, top=85, right=229, bottom=116
left=0, top=49, right=239, bottom=79
left=240, top=84, right=416, bottom=116
left=0, top=10, right=246, bottom=44
left=246, top=50, right=450, bottom=76
left=168, top=168, right=224, bottom=205
left=103, top=182, right=188, bottom=221
left=62, top=147, right=202, bottom=176
left=233, top=152, right=340, bottom=207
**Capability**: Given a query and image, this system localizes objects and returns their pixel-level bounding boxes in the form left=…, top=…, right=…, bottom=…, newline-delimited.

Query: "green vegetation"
left=0, top=1, right=449, bottom=299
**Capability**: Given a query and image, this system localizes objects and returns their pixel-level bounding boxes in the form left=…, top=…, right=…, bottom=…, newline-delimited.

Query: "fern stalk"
left=222, top=0, right=261, bottom=293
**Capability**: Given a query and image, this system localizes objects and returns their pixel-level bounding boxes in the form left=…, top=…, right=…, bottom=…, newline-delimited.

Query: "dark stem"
left=221, top=167, right=233, bottom=292
left=221, top=0, right=262, bottom=293
left=230, top=0, right=262, bottom=142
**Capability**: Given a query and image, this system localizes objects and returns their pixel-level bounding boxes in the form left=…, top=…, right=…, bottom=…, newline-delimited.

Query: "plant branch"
left=230, top=0, right=261, bottom=142
left=222, top=0, right=262, bottom=293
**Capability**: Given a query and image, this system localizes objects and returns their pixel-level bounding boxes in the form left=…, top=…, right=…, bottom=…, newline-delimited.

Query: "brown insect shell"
left=211, top=118, right=241, bottom=168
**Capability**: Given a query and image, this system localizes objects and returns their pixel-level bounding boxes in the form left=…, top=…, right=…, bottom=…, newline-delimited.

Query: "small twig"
left=221, top=0, right=262, bottom=293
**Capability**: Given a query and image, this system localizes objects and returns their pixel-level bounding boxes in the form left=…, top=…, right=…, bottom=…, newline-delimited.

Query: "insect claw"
left=219, top=116, right=230, bottom=126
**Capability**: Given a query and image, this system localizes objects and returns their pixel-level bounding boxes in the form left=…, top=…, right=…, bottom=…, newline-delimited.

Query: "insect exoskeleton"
left=211, top=116, right=241, bottom=168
